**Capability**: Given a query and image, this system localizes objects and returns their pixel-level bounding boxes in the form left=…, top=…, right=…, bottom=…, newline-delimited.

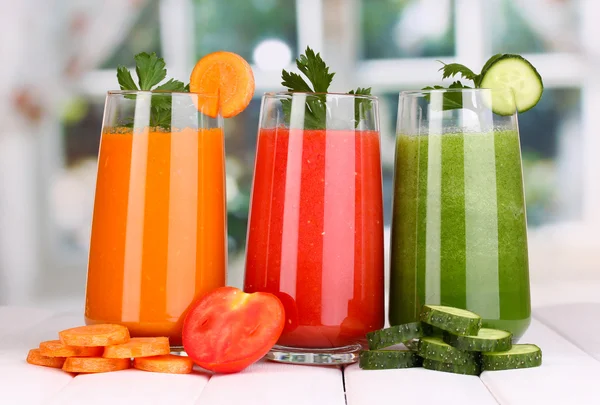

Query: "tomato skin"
left=182, top=286, right=285, bottom=373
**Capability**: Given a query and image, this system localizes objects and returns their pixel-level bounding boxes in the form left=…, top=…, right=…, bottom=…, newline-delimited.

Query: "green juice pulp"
left=389, top=130, right=531, bottom=339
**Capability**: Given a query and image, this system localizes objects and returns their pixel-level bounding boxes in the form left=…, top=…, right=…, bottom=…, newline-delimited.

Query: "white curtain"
left=0, top=0, right=147, bottom=305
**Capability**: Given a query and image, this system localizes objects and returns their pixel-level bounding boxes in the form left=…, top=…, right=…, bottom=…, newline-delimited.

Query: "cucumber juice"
left=389, top=129, right=531, bottom=340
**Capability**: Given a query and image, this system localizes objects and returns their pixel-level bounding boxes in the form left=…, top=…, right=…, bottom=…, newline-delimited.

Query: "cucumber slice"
left=443, top=328, right=513, bottom=352
left=366, top=322, right=423, bottom=350
left=423, top=358, right=481, bottom=376
left=482, top=344, right=542, bottom=371
left=359, top=349, right=422, bottom=370
left=418, top=337, right=479, bottom=365
left=422, top=323, right=445, bottom=337
left=479, top=54, right=543, bottom=115
left=420, top=305, right=482, bottom=336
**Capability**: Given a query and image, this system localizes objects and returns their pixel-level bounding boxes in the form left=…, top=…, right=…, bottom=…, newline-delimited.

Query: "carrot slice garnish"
left=103, top=337, right=170, bottom=359
left=133, top=354, right=194, bottom=374
left=62, top=357, right=130, bottom=373
left=26, top=349, right=66, bottom=369
left=39, top=340, right=104, bottom=358
left=59, top=324, right=130, bottom=347
left=189, top=51, right=255, bottom=118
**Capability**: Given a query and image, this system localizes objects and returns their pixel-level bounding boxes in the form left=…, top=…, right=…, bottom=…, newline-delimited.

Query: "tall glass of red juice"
left=244, top=92, right=384, bottom=364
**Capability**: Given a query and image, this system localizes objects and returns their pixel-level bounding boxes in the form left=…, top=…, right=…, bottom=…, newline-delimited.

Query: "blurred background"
left=1, top=0, right=599, bottom=309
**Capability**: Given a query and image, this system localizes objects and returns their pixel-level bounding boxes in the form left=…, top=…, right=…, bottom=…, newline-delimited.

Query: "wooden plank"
left=481, top=365, right=600, bottom=404
left=194, top=361, right=346, bottom=405
left=0, top=359, right=73, bottom=405
left=46, top=369, right=210, bottom=405
left=535, top=303, right=600, bottom=361
left=517, top=318, right=598, bottom=367
left=345, top=364, right=498, bottom=405
left=480, top=317, right=600, bottom=404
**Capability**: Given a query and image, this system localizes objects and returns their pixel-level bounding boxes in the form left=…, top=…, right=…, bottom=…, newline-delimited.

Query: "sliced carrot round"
left=26, top=348, right=66, bottom=369
left=189, top=51, right=255, bottom=118
left=39, top=340, right=104, bottom=358
left=59, top=324, right=130, bottom=347
left=133, top=354, right=194, bottom=374
left=63, top=357, right=130, bottom=373
left=103, top=337, right=170, bottom=359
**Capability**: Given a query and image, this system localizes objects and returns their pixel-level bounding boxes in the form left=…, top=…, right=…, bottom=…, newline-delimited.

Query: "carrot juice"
left=85, top=126, right=226, bottom=346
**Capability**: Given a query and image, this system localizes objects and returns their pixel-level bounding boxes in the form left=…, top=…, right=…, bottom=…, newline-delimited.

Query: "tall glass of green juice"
left=390, top=88, right=531, bottom=340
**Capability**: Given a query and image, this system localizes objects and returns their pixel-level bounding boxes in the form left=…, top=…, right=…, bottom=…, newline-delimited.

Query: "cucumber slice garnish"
left=481, top=344, right=542, bottom=371
left=418, top=337, right=479, bottom=365
left=359, top=349, right=422, bottom=370
left=420, top=305, right=482, bottom=336
left=443, top=328, right=513, bottom=352
left=423, top=358, right=481, bottom=376
left=479, top=54, right=543, bottom=116
left=366, top=322, right=424, bottom=350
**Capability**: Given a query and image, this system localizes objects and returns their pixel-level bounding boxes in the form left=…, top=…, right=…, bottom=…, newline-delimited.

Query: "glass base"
left=169, top=346, right=188, bottom=356
left=266, top=344, right=362, bottom=365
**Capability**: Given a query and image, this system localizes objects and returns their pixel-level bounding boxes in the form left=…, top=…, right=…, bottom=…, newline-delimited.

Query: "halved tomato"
left=182, top=286, right=285, bottom=373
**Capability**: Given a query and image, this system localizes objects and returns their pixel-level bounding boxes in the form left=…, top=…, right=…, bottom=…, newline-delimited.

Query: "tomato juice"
left=244, top=127, right=385, bottom=348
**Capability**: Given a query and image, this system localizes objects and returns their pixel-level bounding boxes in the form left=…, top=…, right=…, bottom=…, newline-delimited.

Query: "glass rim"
left=107, top=90, right=218, bottom=98
left=264, top=91, right=379, bottom=101
left=400, top=87, right=515, bottom=97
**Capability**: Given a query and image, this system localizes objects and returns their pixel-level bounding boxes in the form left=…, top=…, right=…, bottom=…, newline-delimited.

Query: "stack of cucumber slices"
left=360, top=305, right=542, bottom=376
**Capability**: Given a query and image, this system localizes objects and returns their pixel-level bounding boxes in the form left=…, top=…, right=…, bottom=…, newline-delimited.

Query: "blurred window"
left=51, top=0, right=593, bottom=285
left=488, top=0, right=579, bottom=54
left=100, top=0, right=162, bottom=69
left=194, top=0, right=297, bottom=65
left=360, top=0, right=456, bottom=59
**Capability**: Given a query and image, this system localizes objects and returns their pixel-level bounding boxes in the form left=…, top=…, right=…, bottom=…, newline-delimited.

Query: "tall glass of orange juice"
left=85, top=91, right=226, bottom=347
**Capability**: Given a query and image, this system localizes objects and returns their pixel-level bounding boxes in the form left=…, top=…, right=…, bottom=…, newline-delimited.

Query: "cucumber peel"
left=423, top=358, right=481, bottom=376
left=482, top=344, right=542, bottom=371
left=443, top=328, right=513, bottom=352
left=418, top=337, right=479, bottom=365
left=422, top=323, right=445, bottom=337
left=359, top=349, right=422, bottom=370
left=366, top=322, right=424, bottom=350
left=420, top=305, right=482, bottom=336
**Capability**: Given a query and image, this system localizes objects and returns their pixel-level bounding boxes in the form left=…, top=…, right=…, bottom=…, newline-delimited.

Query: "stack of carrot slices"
left=26, top=324, right=193, bottom=374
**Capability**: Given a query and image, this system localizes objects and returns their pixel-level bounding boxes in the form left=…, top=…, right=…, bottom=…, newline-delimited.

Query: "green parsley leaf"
left=152, top=78, right=187, bottom=111
left=117, top=66, right=139, bottom=91
left=116, top=52, right=188, bottom=129
left=295, top=47, right=335, bottom=93
left=281, top=70, right=313, bottom=93
left=422, top=81, right=471, bottom=111
left=155, top=78, right=187, bottom=92
left=281, top=47, right=372, bottom=129
left=438, top=62, right=477, bottom=81
left=135, top=52, right=167, bottom=91
left=424, top=57, right=481, bottom=111
left=348, top=87, right=372, bottom=127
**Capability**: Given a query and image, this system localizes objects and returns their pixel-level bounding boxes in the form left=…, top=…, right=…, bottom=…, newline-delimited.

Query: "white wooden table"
left=1, top=282, right=599, bottom=405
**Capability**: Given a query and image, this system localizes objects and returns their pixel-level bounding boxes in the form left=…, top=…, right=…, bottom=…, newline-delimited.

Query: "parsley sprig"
left=117, top=52, right=189, bottom=128
left=281, top=47, right=373, bottom=129
left=422, top=54, right=504, bottom=110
